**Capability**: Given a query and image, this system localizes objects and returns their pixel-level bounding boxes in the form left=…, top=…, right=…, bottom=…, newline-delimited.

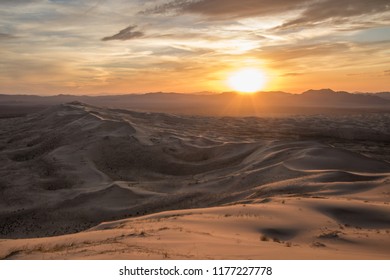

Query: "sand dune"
left=0, top=103, right=389, bottom=259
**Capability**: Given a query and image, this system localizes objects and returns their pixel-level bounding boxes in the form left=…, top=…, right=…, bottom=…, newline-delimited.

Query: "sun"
left=227, top=68, right=267, bottom=94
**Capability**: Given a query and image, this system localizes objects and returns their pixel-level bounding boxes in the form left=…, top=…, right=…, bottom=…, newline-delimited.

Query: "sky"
left=0, top=0, right=389, bottom=95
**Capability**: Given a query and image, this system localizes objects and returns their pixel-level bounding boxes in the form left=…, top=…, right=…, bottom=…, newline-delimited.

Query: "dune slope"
left=0, top=103, right=389, bottom=259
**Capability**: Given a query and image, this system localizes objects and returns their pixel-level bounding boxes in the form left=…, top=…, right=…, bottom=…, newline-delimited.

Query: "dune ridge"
left=0, top=103, right=389, bottom=259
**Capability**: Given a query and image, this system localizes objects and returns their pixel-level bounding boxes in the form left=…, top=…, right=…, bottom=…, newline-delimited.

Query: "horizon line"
left=1, top=88, right=390, bottom=97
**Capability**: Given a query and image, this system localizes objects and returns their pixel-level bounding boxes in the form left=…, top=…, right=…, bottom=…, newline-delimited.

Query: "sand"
left=0, top=102, right=389, bottom=259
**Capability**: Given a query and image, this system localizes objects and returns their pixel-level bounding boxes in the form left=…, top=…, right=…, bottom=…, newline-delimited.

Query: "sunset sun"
left=227, top=68, right=267, bottom=94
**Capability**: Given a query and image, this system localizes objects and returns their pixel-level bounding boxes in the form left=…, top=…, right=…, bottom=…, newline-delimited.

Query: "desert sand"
left=0, top=102, right=389, bottom=259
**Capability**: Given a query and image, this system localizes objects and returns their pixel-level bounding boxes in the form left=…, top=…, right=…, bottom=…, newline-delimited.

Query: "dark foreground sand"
left=0, top=103, right=389, bottom=259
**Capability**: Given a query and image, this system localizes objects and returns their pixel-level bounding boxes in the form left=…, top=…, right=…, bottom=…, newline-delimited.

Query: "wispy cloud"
left=281, top=72, right=304, bottom=77
left=0, top=33, right=17, bottom=39
left=279, top=0, right=390, bottom=29
left=143, top=0, right=307, bottom=19
left=0, top=0, right=42, bottom=5
left=145, top=0, right=390, bottom=30
left=260, top=42, right=351, bottom=62
left=102, top=25, right=144, bottom=41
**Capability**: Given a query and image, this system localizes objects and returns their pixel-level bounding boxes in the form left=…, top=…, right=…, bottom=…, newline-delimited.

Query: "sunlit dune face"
left=227, top=68, right=267, bottom=94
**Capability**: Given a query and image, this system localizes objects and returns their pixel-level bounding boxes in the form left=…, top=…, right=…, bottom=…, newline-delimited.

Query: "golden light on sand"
left=227, top=68, right=267, bottom=94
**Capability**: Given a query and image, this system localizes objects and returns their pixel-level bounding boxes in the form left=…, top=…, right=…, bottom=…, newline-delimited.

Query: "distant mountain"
left=1, top=89, right=389, bottom=117
left=373, top=92, right=390, bottom=100
left=298, top=89, right=390, bottom=107
left=302, top=88, right=336, bottom=95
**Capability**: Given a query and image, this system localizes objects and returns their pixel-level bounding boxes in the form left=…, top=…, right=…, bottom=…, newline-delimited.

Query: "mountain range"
left=1, top=89, right=390, bottom=117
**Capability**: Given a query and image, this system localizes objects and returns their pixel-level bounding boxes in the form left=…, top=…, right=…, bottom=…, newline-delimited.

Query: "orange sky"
left=0, top=0, right=389, bottom=95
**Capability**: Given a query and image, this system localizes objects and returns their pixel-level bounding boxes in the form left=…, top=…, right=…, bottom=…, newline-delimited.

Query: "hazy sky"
left=0, top=0, right=389, bottom=95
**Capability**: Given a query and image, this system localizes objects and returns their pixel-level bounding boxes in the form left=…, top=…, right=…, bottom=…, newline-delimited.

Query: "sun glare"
left=227, top=68, right=267, bottom=94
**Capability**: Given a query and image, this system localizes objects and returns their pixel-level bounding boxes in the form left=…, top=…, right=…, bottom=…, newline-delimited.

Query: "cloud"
left=102, top=25, right=144, bottom=41
left=0, top=33, right=17, bottom=39
left=281, top=72, right=304, bottom=77
left=144, top=0, right=307, bottom=19
left=280, top=0, right=390, bottom=29
left=0, top=0, right=41, bottom=5
left=260, top=42, right=351, bottom=62
left=260, top=40, right=390, bottom=71
left=145, top=0, right=390, bottom=29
